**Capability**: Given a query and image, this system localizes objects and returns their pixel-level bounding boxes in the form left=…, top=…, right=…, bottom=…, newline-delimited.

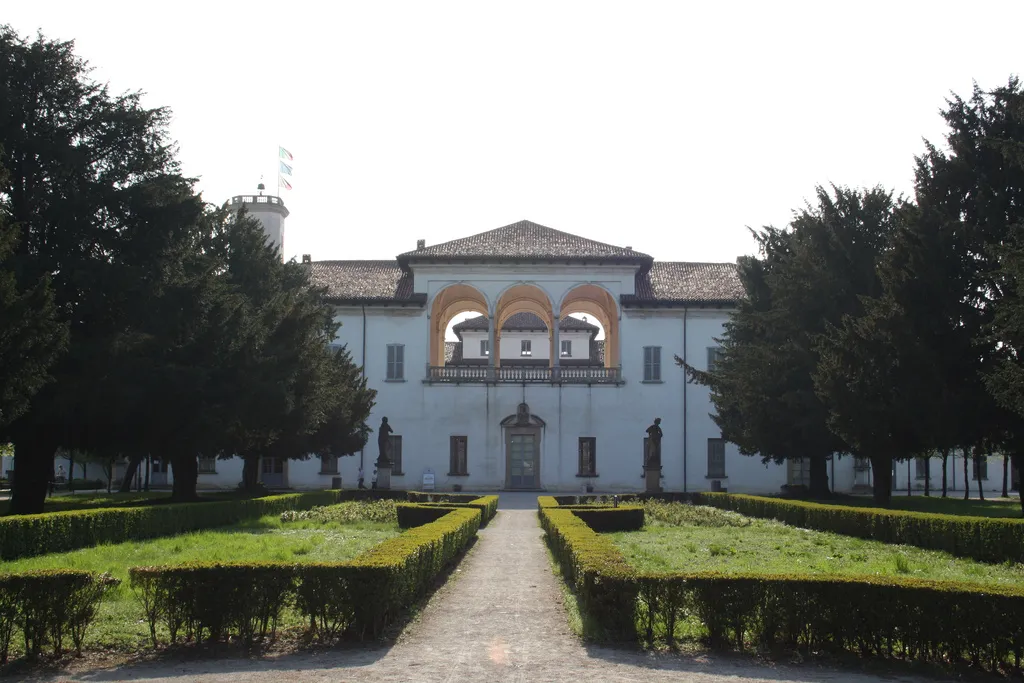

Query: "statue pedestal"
left=644, top=466, right=662, bottom=493
left=376, top=465, right=392, bottom=490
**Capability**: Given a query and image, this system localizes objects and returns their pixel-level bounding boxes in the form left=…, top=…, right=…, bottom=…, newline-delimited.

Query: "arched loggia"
left=429, top=284, right=489, bottom=368
left=559, top=284, right=620, bottom=368
left=494, top=284, right=555, bottom=368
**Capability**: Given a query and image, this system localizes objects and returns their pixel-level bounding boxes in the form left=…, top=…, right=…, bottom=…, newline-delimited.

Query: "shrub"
left=129, top=507, right=481, bottom=646
left=66, top=478, right=106, bottom=491
left=0, top=490, right=347, bottom=561
left=694, top=493, right=1024, bottom=564
left=130, top=564, right=295, bottom=648
left=642, top=501, right=750, bottom=528
left=0, top=570, right=118, bottom=662
left=568, top=507, right=644, bottom=532
left=280, top=499, right=398, bottom=525
left=540, top=504, right=1024, bottom=672
left=396, top=504, right=455, bottom=529
left=410, top=495, right=499, bottom=527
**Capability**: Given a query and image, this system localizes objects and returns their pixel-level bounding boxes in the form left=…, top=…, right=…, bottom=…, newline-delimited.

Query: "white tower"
left=225, top=182, right=290, bottom=259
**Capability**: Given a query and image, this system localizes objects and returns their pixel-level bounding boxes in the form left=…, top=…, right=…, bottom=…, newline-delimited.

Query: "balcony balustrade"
left=425, top=365, right=623, bottom=385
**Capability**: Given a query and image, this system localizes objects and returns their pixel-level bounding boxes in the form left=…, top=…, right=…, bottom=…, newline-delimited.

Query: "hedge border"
left=0, top=490, right=350, bottom=561
left=693, top=493, right=1024, bottom=565
left=536, top=496, right=644, bottom=531
left=540, top=505, right=1024, bottom=671
left=410, top=495, right=499, bottom=527
left=128, top=506, right=481, bottom=645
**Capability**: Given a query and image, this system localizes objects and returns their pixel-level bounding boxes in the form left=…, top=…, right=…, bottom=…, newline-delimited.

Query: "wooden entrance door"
left=261, top=457, right=287, bottom=488
left=506, top=429, right=539, bottom=489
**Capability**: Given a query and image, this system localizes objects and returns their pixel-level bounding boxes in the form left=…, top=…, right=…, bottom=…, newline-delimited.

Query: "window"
left=787, top=458, right=811, bottom=486
left=389, top=435, right=403, bottom=474
left=973, top=456, right=988, bottom=481
left=643, top=346, right=661, bottom=382
left=578, top=437, right=597, bottom=476
left=707, top=438, right=726, bottom=478
left=707, top=346, right=723, bottom=372
left=561, top=339, right=572, bottom=357
left=386, top=344, right=404, bottom=380
left=449, top=436, right=468, bottom=475
left=198, top=455, right=217, bottom=474
left=915, top=457, right=929, bottom=480
left=480, top=340, right=489, bottom=357
left=521, top=340, right=532, bottom=357
left=320, top=454, right=339, bottom=474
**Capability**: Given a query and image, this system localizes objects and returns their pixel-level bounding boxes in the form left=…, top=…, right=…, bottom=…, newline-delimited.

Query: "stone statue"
left=377, top=417, right=394, bottom=466
left=645, top=417, right=663, bottom=469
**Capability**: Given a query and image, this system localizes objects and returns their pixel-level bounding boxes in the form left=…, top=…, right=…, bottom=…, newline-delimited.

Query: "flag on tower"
left=279, top=161, right=293, bottom=175
left=279, top=146, right=293, bottom=161
left=279, top=175, right=292, bottom=190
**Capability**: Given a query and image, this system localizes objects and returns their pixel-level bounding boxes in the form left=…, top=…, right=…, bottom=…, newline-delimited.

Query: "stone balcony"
left=424, top=365, right=624, bottom=385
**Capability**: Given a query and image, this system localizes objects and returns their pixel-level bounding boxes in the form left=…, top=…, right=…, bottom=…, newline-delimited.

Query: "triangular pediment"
left=397, top=220, right=651, bottom=265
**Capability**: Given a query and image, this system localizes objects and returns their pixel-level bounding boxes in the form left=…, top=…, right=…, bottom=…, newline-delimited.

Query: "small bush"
left=0, top=570, right=118, bottom=662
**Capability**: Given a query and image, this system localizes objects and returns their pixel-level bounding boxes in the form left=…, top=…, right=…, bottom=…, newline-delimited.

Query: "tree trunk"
left=808, top=456, right=830, bottom=498
left=941, top=449, right=948, bottom=498
left=1003, top=453, right=1009, bottom=498
left=974, top=445, right=984, bottom=501
left=923, top=457, right=930, bottom=496
left=963, top=449, right=970, bottom=501
left=241, top=454, right=261, bottom=492
left=1013, top=454, right=1024, bottom=517
left=118, top=454, right=145, bottom=493
left=870, top=454, right=892, bottom=505
left=9, top=438, right=57, bottom=515
left=906, top=459, right=911, bottom=496
left=170, top=453, right=199, bottom=501
left=144, top=454, right=150, bottom=492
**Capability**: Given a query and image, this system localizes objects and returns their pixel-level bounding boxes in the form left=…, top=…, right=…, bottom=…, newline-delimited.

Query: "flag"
left=279, top=146, right=293, bottom=161
left=279, top=161, right=293, bottom=175
left=279, top=175, right=292, bottom=190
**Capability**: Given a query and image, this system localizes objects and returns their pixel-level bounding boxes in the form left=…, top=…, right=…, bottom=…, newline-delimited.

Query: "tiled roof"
left=308, top=260, right=424, bottom=304
left=452, top=313, right=598, bottom=335
left=624, top=262, right=742, bottom=306
left=398, top=220, right=652, bottom=264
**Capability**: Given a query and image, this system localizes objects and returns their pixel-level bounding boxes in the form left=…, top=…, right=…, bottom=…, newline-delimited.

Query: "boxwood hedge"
left=540, top=505, right=1024, bottom=672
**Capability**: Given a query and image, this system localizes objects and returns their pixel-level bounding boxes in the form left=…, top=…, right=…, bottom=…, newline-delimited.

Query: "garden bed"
left=612, top=502, right=1024, bottom=588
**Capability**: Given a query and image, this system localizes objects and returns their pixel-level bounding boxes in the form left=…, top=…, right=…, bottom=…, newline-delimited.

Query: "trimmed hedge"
left=130, top=506, right=480, bottom=645
left=540, top=505, right=1024, bottom=671
left=693, top=493, right=1024, bottom=565
left=536, top=496, right=644, bottom=531
left=410, top=495, right=499, bottom=527
left=0, top=570, right=119, bottom=662
left=566, top=507, right=644, bottom=532
left=0, top=490, right=348, bottom=561
left=396, top=503, right=455, bottom=528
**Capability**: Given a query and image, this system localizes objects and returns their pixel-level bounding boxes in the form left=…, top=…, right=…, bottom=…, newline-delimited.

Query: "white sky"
left=6, top=1, right=1023, bottom=270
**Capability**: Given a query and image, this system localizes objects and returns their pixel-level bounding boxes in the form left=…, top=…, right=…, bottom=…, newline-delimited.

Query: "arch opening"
left=560, top=285, right=620, bottom=368
left=494, top=284, right=555, bottom=368
left=429, top=284, right=489, bottom=367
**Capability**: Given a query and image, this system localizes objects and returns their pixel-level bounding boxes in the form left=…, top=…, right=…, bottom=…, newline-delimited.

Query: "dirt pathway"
left=34, top=496, right=947, bottom=682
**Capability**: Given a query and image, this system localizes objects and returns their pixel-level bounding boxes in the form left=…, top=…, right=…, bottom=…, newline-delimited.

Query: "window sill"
left=706, top=475, right=728, bottom=480
left=319, top=471, right=339, bottom=476
left=198, top=471, right=217, bottom=475
left=384, top=378, right=407, bottom=383
left=641, top=380, right=664, bottom=384
left=576, top=473, right=598, bottom=477
left=391, top=471, right=404, bottom=476
left=447, top=472, right=470, bottom=477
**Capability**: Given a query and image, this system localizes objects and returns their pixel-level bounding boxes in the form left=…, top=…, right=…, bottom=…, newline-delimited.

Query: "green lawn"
left=820, top=494, right=1023, bottom=518
left=0, top=509, right=400, bottom=651
left=611, top=504, right=1024, bottom=588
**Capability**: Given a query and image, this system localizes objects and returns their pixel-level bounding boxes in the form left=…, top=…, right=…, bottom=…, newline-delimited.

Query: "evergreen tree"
left=0, top=27, right=186, bottom=513
left=679, top=186, right=900, bottom=498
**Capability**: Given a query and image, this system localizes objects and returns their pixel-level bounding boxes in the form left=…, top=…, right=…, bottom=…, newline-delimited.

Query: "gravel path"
left=33, top=495, right=947, bottom=682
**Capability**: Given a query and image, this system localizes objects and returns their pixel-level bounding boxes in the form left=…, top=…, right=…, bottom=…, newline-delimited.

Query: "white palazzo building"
left=24, top=193, right=1014, bottom=496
